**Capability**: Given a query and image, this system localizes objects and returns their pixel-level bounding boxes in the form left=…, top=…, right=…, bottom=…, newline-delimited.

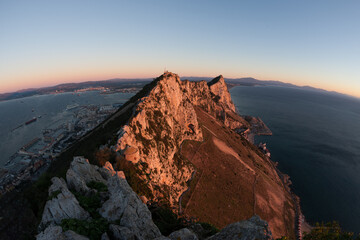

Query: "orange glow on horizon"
left=1, top=70, right=360, bottom=99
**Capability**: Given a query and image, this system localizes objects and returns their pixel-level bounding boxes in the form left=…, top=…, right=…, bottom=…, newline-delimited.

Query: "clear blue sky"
left=1, top=0, right=360, bottom=96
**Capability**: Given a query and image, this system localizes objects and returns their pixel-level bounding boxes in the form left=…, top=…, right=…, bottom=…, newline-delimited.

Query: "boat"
left=25, top=117, right=37, bottom=125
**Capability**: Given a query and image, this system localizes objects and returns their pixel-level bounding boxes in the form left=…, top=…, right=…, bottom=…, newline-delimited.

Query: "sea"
left=0, top=91, right=134, bottom=167
left=230, top=86, right=360, bottom=233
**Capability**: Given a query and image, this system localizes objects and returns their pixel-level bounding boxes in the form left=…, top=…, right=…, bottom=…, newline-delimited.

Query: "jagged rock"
left=101, top=232, right=110, bottom=240
left=63, top=230, right=89, bottom=240
left=206, top=215, right=272, bottom=240
left=104, top=161, right=116, bottom=176
left=66, top=156, right=106, bottom=193
left=98, top=161, right=117, bottom=180
left=208, top=75, right=236, bottom=112
left=153, top=237, right=171, bottom=240
left=39, top=177, right=90, bottom=231
left=100, top=174, right=162, bottom=239
left=36, top=226, right=89, bottom=240
left=66, top=168, right=90, bottom=194
left=109, top=224, right=136, bottom=240
left=140, top=195, right=148, bottom=204
left=117, top=170, right=126, bottom=179
left=168, top=228, right=198, bottom=240
left=114, top=72, right=248, bottom=207
left=36, top=226, right=64, bottom=240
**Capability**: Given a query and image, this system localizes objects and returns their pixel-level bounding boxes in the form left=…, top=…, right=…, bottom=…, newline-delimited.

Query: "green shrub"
left=199, top=222, right=219, bottom=237
left=149, top=204, right=187, bottom=236
left=87, top=181, right=108, bottom=192
left=48, top=190, right=61, bottom=200
left=303, top=222, right=359, bottom=240
left=71, top=191, right=101, bottom=218
left=61, top=218, right=109, bottom=240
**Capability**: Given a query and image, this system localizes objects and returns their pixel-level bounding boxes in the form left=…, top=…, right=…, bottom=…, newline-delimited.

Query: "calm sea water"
left=0, top=91, right=133, bottom=167
left=230, top=86, right=360, bottom=233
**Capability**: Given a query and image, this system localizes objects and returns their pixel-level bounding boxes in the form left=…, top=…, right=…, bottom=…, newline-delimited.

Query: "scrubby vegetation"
left=72, top=191, right=102, bottom=218
left=48, top=190, right=61, bottom=200
left=149, top=204, right=187, bottom=236
left=149, top=203, right=219, bottom=238
left=61, top=218, right=109, bottom=240
left=87, top=181, right=108, bottom=192
left=61, top=184, right=110, bottom=239
left=303, top=222, right=360, bottom=240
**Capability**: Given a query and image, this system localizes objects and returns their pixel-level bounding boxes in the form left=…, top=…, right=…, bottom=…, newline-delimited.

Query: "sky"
left=1, top=0, right=360, bottom=96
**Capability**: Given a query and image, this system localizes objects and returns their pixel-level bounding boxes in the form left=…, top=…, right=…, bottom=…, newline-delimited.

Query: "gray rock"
left=168, top=228, right=198, bottom=240
left=36, top=226, right=64, bottom=240
left=66, top=168, right=90, bottom=194
left=206, top=215, right=272, bottom=240
left=36, top=226, right=90, bottom=240
left=63, top=230, right=89, bottom=240
left=39, top=177, right=90, bottom=231
left=100, top=175, right=161, bottom=239
left=153, top=237, right=171, bottom=240
left=109, top=224, right=136, bottom=240
left=66, top=156, right=106, bottom=193
left=101, top=232, right=110, bottom=240
left=98, top=161, right=116, bottom=180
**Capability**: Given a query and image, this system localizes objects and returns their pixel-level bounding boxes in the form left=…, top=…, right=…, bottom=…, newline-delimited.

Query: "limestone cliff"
left=111, top=72, right=296, bottom=238
left=115, top=72, right=248, bottom=206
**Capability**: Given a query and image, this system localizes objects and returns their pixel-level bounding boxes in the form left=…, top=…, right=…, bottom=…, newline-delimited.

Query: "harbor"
left=0, top=96, right=131, bottom=196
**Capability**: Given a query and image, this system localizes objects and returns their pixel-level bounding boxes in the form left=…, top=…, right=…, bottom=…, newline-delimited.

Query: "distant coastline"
left=1, top=76, right=355, bottom=102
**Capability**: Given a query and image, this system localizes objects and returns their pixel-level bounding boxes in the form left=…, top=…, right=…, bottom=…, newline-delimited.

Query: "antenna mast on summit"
left=164, top=67, right=168, bottom=73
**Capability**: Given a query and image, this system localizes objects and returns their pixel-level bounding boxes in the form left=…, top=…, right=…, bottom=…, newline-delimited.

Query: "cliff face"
left=115, top=72, right=246, bottom=206
left=112, top=72, right=295, bottom=238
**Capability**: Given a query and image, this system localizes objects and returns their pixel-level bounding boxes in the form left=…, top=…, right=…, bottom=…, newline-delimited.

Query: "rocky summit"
left=114, top=72, right=248, bottom=206
left=33, top=72, right=297, bottom=239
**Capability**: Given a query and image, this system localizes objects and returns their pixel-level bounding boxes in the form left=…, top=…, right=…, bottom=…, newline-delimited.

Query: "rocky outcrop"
left=37, top=226, right=90, bottom=240
left=38, top=157, right=162, bottom=240
left=99, top=172, right=162, bottom=239
left=207, top=215, right=272, bottom=240
left=208, top=75, right=236, bottom=112
left=66, top=156, right=106, bottom=194
left=114, top=72, right=248, bottom=207
left=37, top=157, right=275, bottom=240
left=168, top=228, right=199, bottom=240
left=39, top=177, right=90, bottom=231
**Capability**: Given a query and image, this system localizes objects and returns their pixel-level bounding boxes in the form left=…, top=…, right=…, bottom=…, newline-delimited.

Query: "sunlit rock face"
left=115, top=72, right=246, bottom=206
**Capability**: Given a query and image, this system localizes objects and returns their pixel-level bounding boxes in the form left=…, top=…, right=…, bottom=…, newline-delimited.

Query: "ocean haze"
left=230, top=85, right=360, bottom=233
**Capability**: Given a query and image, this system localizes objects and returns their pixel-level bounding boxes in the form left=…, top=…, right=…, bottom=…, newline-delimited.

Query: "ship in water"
left=66, top=103, right=79, bottom=111
left=25, top=117, right=37, bottom=125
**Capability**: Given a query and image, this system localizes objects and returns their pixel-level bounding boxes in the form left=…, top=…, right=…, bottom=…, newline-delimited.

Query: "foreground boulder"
left=39, top=177, right=90, bottom=231
left=37, top=157, right=274, bottom=240
left=66, top=156, right=106, bottom=194
left=207, top=215, right=272, bottom=240
left=36, top=225, right=90, bottom=240
left=100, top=172, right=162, bottom=239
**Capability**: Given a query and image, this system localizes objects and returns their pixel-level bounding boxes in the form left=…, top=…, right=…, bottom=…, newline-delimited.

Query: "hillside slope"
left=110, top=72, right=295, bottom=238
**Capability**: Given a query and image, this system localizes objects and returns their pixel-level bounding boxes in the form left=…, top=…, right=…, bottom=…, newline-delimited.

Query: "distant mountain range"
left=183, top=76, right=328, bottom=92
left=0, top=76, right=345, bottom=102
left=0, top=78, right=153, bottom=101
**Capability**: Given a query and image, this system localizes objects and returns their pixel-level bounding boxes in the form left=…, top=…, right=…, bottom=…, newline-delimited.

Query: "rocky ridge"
left=114, top=72, right=248, bottom=206
left=37, top=157, right=273, bottom=240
